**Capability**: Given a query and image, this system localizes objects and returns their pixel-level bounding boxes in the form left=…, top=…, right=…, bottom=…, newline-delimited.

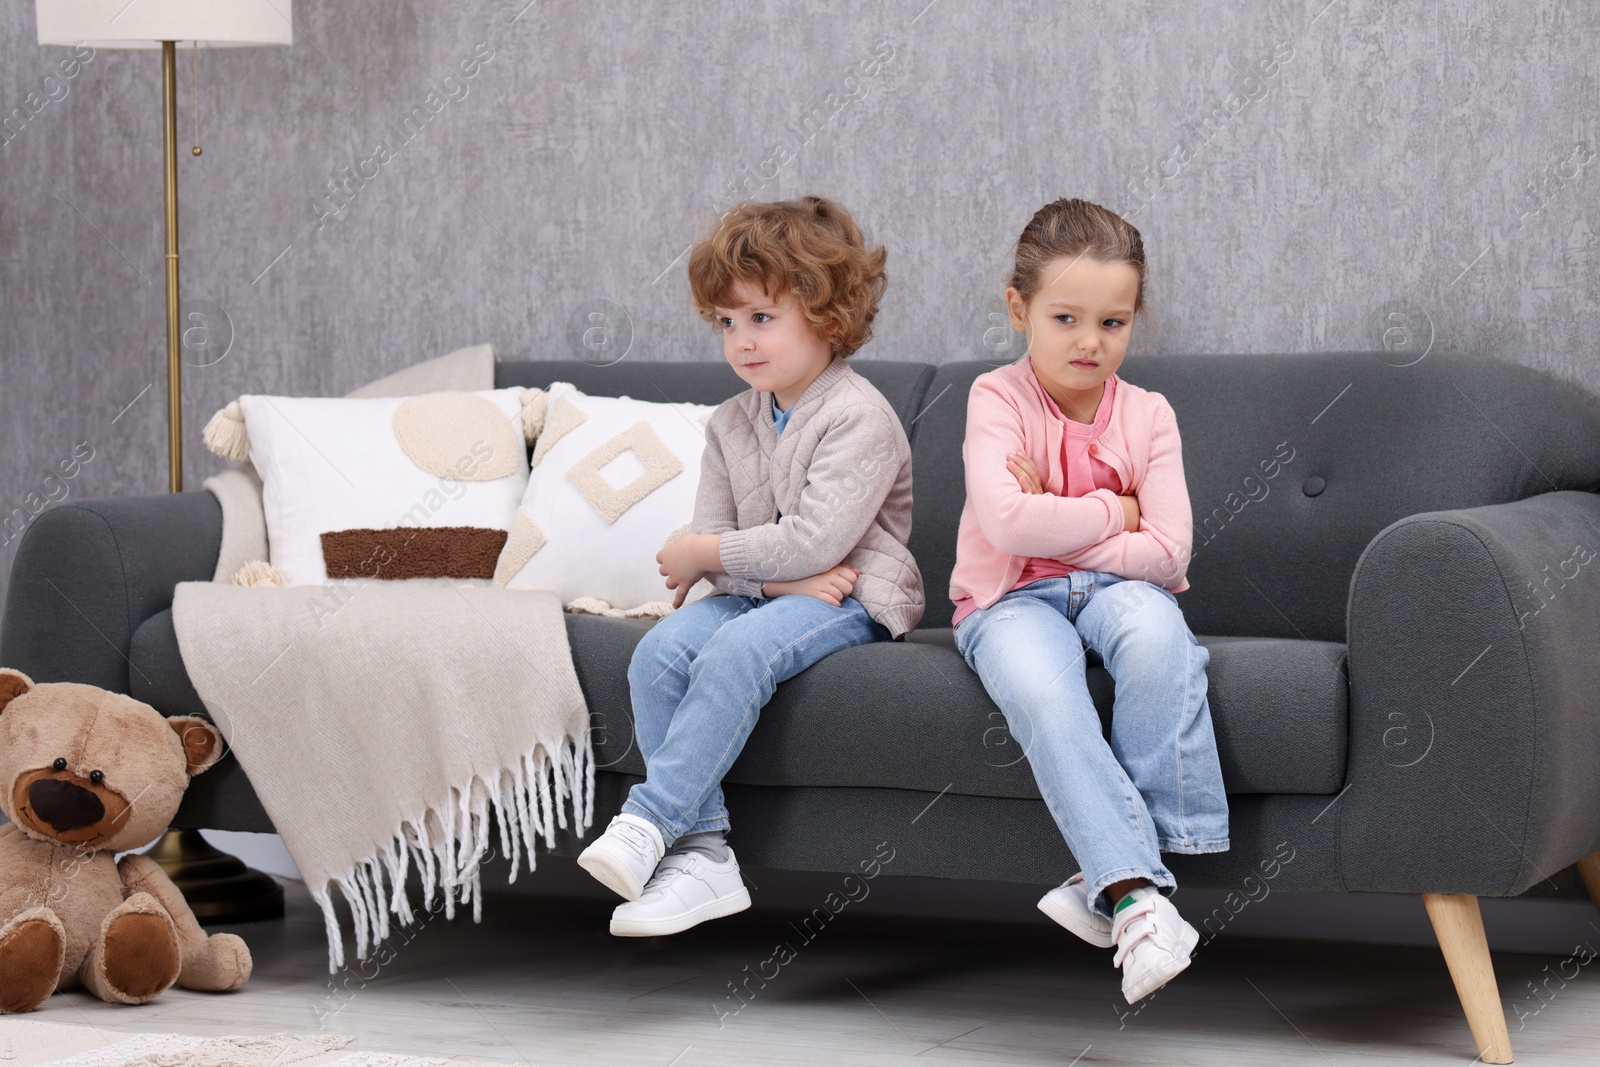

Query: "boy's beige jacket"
left=694, top=357, right=926, bottom=637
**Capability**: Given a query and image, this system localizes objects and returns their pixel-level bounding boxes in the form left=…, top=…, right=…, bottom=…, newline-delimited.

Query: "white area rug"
left=0, top=1021, right=520, bottom=1067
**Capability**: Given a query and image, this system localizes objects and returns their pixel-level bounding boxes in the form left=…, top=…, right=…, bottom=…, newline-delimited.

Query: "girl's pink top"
left=949, top=356, right=1195, bottom=622
left=951, top=375, right=1124, bottom=625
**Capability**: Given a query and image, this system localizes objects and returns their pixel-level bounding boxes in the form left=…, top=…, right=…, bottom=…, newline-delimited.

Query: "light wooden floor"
left=30, top=873, right=1600, bottom=1066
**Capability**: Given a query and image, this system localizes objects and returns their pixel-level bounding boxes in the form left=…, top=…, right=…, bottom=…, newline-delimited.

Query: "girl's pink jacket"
left=948, top=357, right=1195, bottom=612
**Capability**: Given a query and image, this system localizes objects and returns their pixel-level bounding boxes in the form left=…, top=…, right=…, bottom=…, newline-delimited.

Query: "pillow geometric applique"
left=494, top=381, right=718, bottom=613
left=223, top=389, right=535, bottom=586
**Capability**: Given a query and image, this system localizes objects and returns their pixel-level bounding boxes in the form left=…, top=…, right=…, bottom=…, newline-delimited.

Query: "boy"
left=577, top=196, right=924, bottom=936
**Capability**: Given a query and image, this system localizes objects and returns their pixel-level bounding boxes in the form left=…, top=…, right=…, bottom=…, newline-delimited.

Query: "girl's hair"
left=688, top=196, right=887, bottom=357
left=1008, top=198, right=1148, bottom=313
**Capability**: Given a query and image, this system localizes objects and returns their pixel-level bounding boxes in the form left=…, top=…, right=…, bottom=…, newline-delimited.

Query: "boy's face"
left=1006, top=255, right=1139, bottom=420
left=714, top=278, right=836, bottom=408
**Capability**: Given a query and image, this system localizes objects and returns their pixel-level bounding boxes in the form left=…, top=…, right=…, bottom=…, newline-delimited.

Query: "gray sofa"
left=5, top=352, right=1600, bottom=1062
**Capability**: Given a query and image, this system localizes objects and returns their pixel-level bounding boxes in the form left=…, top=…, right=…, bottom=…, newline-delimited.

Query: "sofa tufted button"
left=1303, top=476, right=1326, bottom=497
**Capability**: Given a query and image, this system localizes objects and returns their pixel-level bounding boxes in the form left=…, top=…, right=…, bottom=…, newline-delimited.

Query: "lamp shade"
left=37, top=0, right=292, bottom=48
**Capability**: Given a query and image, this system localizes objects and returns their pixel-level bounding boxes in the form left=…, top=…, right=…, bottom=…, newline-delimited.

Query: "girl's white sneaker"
left=577, top=813, right=665, bottom=901
left=1038, top=872, right=1115, bottom=947
left=1111, top=886, right=1200, bottom=1003
left=609, top=849, right=751, bottom=937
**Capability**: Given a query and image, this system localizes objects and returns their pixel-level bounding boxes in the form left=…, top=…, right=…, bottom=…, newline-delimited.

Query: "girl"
left=578, top=196, right=925, bottom=937
left=950, top=198, right=1229, bottom=1003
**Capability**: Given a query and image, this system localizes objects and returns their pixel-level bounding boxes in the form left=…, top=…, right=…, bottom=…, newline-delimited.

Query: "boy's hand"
left=1008, top=452, right=1046, bottom=494
left=762, top=565, right=859, bottom=607
left=657, top=532, right=722, bottom=609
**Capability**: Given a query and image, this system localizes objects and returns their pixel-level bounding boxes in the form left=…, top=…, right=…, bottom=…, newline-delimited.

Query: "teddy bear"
left=0, top=668, right=252, bottom=1013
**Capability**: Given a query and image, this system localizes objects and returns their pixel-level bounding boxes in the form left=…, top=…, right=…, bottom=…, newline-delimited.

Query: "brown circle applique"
left=392, top=393, right=522, bottom=481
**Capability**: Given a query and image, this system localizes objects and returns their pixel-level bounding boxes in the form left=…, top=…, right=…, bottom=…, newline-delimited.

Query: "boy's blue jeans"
left=622, top=593, right=890, bottom=846
left=953, top=570, right=1230, bottom=920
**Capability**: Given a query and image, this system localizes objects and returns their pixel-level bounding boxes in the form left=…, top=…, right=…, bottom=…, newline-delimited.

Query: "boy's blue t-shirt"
left=771, top=395, right=793, bottom=436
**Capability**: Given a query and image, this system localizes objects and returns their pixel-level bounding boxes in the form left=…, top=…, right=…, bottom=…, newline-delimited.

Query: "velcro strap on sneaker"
left=1111, top=901, right=1158, bottom=967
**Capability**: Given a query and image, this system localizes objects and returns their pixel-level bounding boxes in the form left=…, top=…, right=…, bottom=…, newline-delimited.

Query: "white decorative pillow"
left=495, top=382, right=718, bottom=614
left=209, top=389, right=536, bottom=586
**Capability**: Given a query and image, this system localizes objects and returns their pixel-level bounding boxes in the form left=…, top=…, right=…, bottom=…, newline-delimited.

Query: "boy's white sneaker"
left=1038, top=873, right=1115, bottom=948
left=1111, top=886, right=1200, bottom=1003
left=609, top=849, right=752, bottom=937
left=577, top=813, right=665, bottom=901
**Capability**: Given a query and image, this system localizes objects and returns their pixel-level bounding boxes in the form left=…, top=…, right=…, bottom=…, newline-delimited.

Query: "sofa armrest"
left=0, top=492, right=222, bottom=693
left=1341, top=490, right=1600, bottom=896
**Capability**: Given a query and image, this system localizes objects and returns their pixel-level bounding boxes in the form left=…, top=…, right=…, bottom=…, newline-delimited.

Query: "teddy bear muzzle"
left=29, top=778, right=104, bottom=831
left=12, top=769, right=129, bottom=844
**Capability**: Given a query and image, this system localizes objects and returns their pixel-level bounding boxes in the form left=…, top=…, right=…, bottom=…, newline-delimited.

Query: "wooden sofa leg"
left=1423, top=893, right=1513, bottom=1064
left=1577, top=852, right=1600, bottom=915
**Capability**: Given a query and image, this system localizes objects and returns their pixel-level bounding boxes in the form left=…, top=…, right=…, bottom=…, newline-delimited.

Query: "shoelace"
left=1111, top=898, right=1160, bottom=969
left=609, top=818, right=659, bottom=863
left=640, top=854, right=704, bottom=897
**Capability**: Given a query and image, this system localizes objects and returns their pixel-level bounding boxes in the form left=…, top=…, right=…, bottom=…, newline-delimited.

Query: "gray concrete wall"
left=1, top=0, right=1596, bottom=594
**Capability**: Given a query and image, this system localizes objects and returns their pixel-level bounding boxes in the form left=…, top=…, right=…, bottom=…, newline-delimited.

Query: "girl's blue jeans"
left=622, top=592, right=890, bottom=846
left=953, top=570, right=1230, bottom=920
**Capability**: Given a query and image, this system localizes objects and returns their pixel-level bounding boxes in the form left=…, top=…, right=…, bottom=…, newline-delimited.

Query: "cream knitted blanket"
left=170, top=346, right=593, bottom=972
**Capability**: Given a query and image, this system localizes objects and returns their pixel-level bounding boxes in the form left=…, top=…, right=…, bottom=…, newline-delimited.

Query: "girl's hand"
left=1119, top=495, right=1141, bottom=532
left=1009, top=451, right=1139, bottom=530
left=1007, top=452, right=1046, bottom=495
left=762, top=565, right=859, bottom=607
left=657, top=533, right=720, bottom=609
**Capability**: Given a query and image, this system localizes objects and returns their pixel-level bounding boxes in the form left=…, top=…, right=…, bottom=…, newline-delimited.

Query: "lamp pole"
left=162, top=39, right=182, bottom=492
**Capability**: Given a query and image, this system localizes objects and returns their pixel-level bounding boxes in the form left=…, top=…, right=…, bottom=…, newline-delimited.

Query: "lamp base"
left=145, top=829, right=285, bottom=925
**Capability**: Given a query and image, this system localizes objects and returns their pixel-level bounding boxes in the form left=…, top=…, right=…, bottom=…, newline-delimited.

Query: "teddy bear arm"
left=117, top=854, right=252, bottom=992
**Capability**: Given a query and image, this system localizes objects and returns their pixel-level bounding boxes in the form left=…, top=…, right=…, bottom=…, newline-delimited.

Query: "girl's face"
left=1006, top=254, right=1140, bottom=421
left=714, top=278, right=837, bottom=409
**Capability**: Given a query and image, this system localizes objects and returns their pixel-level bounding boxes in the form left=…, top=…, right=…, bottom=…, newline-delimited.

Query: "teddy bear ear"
left=167, top=716, right=224, bottom=777
left=0, top=669, right=35, bottom=715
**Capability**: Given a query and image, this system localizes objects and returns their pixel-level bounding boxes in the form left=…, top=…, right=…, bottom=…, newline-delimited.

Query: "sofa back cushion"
left=909, top=354, right=1600, bottom=641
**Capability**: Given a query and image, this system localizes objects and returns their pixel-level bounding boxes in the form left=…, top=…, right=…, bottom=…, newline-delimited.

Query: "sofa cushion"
left=132, top=609, right=1347, bottom=802
left=561, top=613, right=1348, bottom=798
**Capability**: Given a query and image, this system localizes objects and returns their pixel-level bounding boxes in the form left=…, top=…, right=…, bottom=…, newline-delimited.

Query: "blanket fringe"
left=314, top=734, right=593, bottom=973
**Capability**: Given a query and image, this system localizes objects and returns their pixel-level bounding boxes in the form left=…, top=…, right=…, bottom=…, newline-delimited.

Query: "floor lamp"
left=36, top=0, right=292, bottom=923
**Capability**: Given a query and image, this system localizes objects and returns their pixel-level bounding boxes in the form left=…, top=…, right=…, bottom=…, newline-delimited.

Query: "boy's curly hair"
left=687, top=196, right=887, bottom=357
